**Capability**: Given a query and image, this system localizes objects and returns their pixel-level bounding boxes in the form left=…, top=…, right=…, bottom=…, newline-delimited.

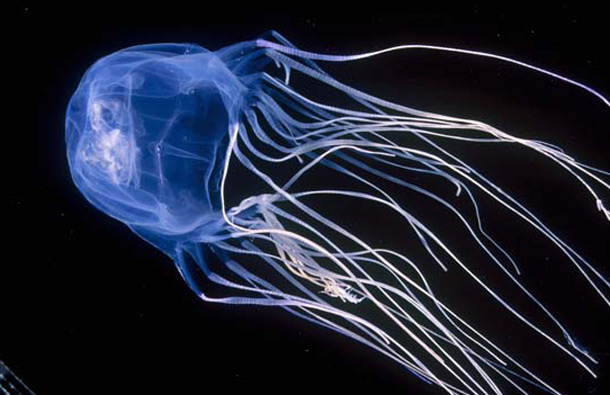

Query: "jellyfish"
left=65, top=32, right=609, bottom=395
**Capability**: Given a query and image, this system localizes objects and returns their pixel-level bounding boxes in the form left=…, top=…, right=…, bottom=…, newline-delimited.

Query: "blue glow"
left=66, top=32, right=609, bottom=395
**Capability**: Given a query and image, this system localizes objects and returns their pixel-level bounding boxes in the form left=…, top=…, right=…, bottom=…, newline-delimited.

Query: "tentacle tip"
left=596, top=199, right=610, bottom=221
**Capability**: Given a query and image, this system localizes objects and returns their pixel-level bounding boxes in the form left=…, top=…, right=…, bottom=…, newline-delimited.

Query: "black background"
left=4, top=4, right=610, bottom=395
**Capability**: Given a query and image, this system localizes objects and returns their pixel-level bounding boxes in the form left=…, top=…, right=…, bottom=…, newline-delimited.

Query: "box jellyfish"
left=65, top=32, right=609, bottom=395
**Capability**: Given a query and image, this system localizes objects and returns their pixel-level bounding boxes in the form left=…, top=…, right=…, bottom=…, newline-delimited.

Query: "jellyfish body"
left=66, top=32, right=609, bottom=395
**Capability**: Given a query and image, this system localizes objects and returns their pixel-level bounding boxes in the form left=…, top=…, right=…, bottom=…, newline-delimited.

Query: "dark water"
left=4, top=4, right=609, bottom=395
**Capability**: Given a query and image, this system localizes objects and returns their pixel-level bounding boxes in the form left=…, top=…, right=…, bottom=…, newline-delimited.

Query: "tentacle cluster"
left=182, top=34, right=609, bottom=394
